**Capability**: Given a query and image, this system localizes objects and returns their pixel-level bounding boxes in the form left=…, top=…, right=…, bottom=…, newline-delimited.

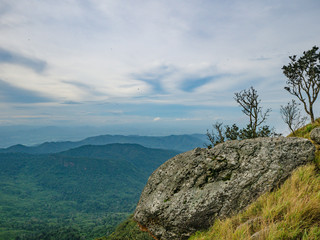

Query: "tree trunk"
left=310, top=107, right=315, bottom=123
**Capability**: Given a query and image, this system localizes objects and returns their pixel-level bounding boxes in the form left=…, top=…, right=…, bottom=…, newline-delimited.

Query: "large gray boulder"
left=310, top=127, right=320, bottom=144
left=134, top=137, right=315, bottom=240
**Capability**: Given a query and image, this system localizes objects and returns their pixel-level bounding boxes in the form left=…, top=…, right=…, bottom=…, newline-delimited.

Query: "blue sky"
left=0, top=0, right=319, bottom=135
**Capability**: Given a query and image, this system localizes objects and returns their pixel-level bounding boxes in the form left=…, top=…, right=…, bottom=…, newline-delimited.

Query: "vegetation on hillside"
left=96, top=215, right=153, bottom=240
left=190, top=163, right=320, bottom=240
left=288, top=118, right=320, bottom=140
left=190, top=119, right=320, bottom=240
left=0, top=144, right=177, bottom=240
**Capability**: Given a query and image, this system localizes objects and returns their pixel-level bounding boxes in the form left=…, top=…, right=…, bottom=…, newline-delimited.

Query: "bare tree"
left=280, top=99, right=307, bottom=135
left=282, top=46, right=320, bottom=123
left=206, top=122, right=224, bottom=148
left=234, top=86, right=271, bottom=138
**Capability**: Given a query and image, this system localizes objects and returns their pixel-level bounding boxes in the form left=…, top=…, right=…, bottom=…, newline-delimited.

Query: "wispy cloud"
left=131, top=64, right=176, bottom=94
left=0, top=48, right=47, bottom=72
left=181, top=76, right=214, bottom=92
left=61, top=101, right=82, bottom=105
left=0, top=79, right=52, bottom=103
left=250, top=56, right=272, bottom=61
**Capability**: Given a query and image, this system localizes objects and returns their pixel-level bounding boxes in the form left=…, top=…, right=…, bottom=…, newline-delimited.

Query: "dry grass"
left=190, top=118, right=320, bottom=240
left=190, top=164, right=320, bottom=240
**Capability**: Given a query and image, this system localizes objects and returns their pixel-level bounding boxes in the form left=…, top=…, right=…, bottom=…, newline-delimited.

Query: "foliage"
left=0, top=144, right=177, bottom=240
left=239, top=124, right=275, bottom=139
left=16, top=226, right=83, bottom=240
left=282, top=46, right=320, bottom=123
left=96, top=215, right=153, bottom=240
left=206, top=122, right=276, bottom=148
left=288, top=117, right=320, bottom=140
left=225, top=124, right=240, bottom=141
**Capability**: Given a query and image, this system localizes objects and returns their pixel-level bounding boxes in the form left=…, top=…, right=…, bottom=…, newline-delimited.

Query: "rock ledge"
left=134, top=137, right=315, bottom=240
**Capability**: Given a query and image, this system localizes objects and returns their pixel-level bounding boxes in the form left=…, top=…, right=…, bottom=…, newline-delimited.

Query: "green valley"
left=0, top=144, right=178, bottom=240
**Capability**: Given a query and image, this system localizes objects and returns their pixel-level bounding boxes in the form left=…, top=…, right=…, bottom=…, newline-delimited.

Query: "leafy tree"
left=206, top=123, right=275, bottom=148
left=282, top=46, right=320, bottom=123
left=234, top=86, right=271, bottom=138
left=280, top=99, right=307, bottom=135
left=239, top=124, right=274, bottom=139
left=225, top=124, right=240, bottom=140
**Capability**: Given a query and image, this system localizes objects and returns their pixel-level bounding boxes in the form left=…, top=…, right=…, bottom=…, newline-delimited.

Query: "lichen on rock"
left=133, top=137, right=315, bottom=240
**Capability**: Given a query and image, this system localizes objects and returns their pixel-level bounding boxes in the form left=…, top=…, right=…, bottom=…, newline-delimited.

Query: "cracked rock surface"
left=134, top=137, right=315, bottom=240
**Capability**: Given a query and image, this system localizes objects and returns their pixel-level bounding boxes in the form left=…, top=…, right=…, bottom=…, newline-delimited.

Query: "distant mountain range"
left=0, top=134, right=208, bottom=154
left=0, top=143, right=179, bottom=240
left=0, top=132, right=208, bottom=239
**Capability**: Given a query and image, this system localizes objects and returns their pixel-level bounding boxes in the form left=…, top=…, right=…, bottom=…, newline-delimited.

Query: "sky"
left=0, top=0, right=320, bottom=136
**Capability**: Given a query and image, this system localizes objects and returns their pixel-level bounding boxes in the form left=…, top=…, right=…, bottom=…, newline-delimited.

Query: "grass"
left=190, top=164, right=320, bottom=240
left=288, top=118, right=320, bottom=140
left=190, top=118, right=320, bottom=240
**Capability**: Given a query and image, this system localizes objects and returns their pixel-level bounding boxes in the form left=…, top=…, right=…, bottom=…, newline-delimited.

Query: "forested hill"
left=58, top=143, right=178, bottom=172
left=0, top=134, right=207, bottom=154
left=0, top=143, right=178, bottom=240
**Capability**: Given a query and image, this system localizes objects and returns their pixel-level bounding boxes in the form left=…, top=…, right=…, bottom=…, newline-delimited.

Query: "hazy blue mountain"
left=79, top=134, right=207, bottom=152
left=0, top=143, right=177, bottom=240
left=0, top=125, right=209, bottom=148
left=0, top=134, right=208, bottom=154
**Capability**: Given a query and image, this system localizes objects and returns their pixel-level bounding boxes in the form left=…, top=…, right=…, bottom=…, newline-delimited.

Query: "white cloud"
left=0, top=0, right=319, bottom=131
left=153, top=117, right=161, bottom=121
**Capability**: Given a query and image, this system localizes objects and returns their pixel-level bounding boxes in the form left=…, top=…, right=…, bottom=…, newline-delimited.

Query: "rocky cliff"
left=134, top=137, right=315, bottom=240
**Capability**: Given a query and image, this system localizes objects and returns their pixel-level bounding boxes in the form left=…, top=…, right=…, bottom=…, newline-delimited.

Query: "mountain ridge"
left=0, top=134, right=208, bottom=154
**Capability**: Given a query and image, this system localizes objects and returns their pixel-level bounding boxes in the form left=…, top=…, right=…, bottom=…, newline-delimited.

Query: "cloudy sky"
left=0, top=0, right=319, bottom=135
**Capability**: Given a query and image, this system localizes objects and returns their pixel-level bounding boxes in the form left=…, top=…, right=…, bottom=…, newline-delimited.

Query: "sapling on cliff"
left=280, top=99, right=307, bottom=135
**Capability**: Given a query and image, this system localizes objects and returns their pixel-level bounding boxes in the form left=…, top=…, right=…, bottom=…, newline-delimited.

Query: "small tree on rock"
left=282, top=46, right=320, bottom=123
left=206, top=87, right=275, bottom=148
left=225, top=124, right=240, bottom=140
left=234, top=86, right=271, bottom=138
left=280, top=99, right=307, bottom=135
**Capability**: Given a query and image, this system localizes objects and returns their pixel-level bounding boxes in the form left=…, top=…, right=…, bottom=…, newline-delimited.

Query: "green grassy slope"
left=190, top=119, right=320, bottom=240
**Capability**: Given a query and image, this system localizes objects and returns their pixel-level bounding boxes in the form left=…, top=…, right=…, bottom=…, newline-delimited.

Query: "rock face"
left=134, top=137, right=315, bottom=240
left=310, top=127, right=320, bottom=144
